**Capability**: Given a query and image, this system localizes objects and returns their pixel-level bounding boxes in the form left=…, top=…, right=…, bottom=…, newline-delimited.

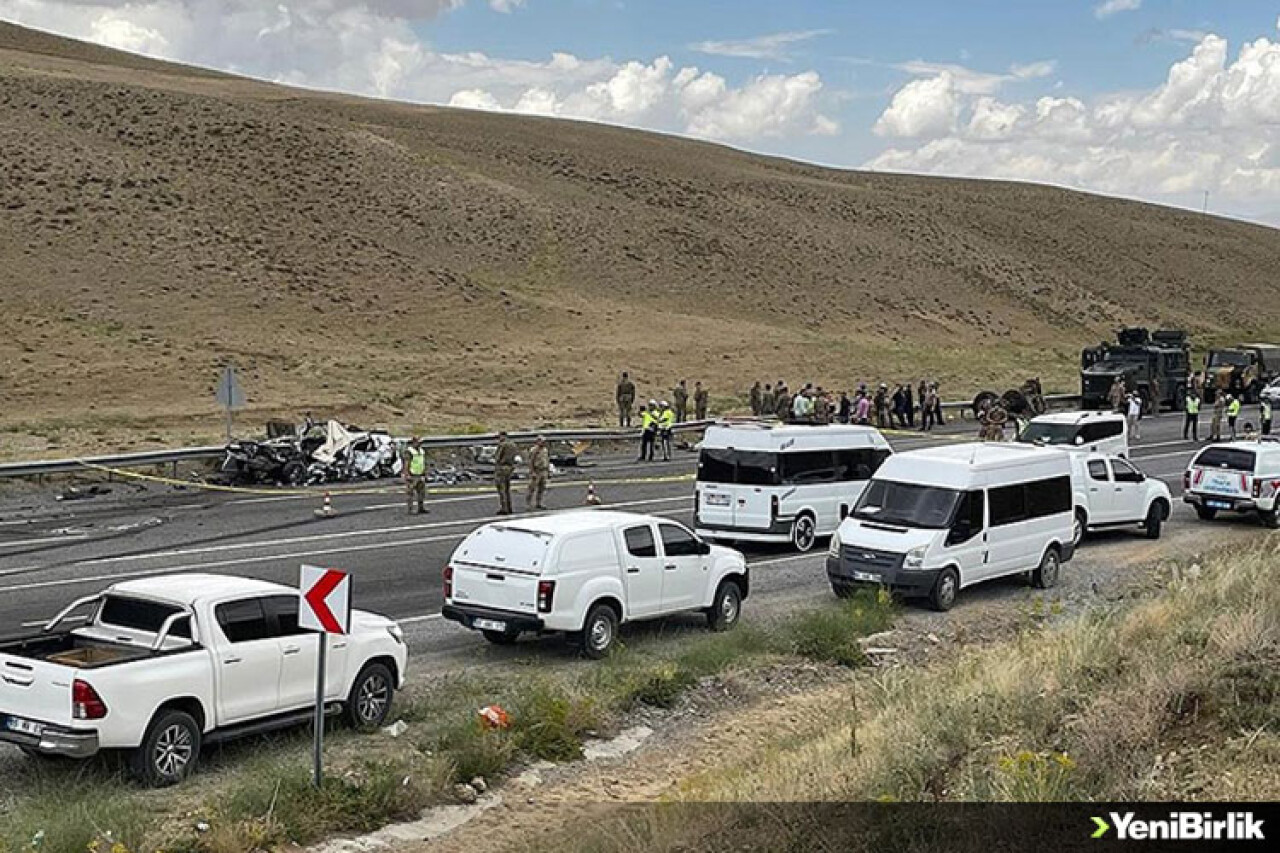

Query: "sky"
left=3, top=1, right=1280, bottom=226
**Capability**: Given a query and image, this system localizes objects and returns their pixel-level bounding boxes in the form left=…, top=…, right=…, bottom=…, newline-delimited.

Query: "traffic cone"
left=314, top=491, right=337, bottom=518
left=585, top=482, right=602, bottom=506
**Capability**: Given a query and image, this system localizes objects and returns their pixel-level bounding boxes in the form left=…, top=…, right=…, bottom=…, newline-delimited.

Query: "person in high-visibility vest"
left=1227, top=395, right=1242, bottom=440
left=1183, top=391, right=1201, bottom=442
left=403, top=436, right=429, bottom=515
left=658, top=400, right=676, bottom=461
left=636, top=401, right=658, bottom=462
left=1262, top=398, right=1273, bottom=437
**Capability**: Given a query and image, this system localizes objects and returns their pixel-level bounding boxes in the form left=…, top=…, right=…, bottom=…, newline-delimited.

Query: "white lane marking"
left=398, top=614, right=443, bottom=625
left=1130, top=449, right=1203, bottom=463
left=0, top=535, right=89, bottom=548
left=749, top=552, right=823, bottom=568
left=0, top=496, right=695, bottom=582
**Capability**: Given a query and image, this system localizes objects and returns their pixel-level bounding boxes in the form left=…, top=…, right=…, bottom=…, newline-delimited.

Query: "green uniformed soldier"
left=985, top=402, right=1008, bottom=442
left=1108, top=377, right=1126, bottom=413
left=694, top=382, right=710, bottom=421
left=1210, top=394, right=1225, bottom=441
left=775, top=383, right=791, bottom=421
left=761, top=383, right=775, bottom=419
left=526, top=435, right=551, bottom=510
left=616, top=372, right=636, bottom=428
left=673, top=380, right=689, bottom=423
left=494, top=431, right=518, bottom=515
left=402, top=436, right=429, bottom=515
left=749, top=382, right=762, bottom=416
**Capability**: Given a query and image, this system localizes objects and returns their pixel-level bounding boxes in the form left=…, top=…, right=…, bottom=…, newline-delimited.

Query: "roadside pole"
left=216, top=364, right=246, bottom=442
left=298, top=564, right=352, bottom=789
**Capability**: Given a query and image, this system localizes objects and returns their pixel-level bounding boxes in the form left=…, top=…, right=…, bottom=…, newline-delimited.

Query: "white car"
left=826, top=444, right=1074, bottom=611
left=1068, top=452, right=1171, bottom=545
left=0, top=575, right=407, bottom=786
left=1184, top=440, right=1280, bottom=527
left=1017, top=411, right=1129, bottom=456
left=442, top=511, right=749, bottom=658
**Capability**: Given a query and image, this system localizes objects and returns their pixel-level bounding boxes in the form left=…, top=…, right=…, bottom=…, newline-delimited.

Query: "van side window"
left=659, top=524, right=701, bottom=557
left=1081, top=421, right=1123, bottom=443
left=1025, top=476, right=1072, bottom=518
left=1111, top=459, right=1143, bottom=484
left=1087, top=460, right=1109, bottom=481
left=780, top=451, right=837, bottom=485
left=835, top=449, right=890, bottom=482
left=215, top=599, right=271, bottom=644
left=989, top=484, right=1027, bottom=526
left=951, top=490, right=985, bottom=539
left=624, top=526, right=657, bottom=558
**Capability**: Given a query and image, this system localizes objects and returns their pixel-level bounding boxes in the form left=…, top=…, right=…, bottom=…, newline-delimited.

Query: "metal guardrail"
left=0, top=397, right=1086, bottom=480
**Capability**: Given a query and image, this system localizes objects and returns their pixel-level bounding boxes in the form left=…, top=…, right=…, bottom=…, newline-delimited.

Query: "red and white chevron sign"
left=299, top=565, right=351, bottom=635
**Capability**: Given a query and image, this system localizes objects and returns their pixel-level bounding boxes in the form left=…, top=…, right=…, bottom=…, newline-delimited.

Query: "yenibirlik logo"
left=1091, top=812, right=1265, bottom=841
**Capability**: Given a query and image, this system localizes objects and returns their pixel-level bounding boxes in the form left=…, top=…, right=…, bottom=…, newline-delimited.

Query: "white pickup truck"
left=1068, top=452, right=1171, bottom=546
left=0, top=574, right=407, bottom=786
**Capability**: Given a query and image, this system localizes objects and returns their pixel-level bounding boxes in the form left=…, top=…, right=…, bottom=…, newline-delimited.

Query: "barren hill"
left=2, top=21, right=1279, bottom=456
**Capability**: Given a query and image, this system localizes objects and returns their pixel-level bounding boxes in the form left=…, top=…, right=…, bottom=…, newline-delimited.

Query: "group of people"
left=402, top=432, right=552, bottom=517
left=616, top=373, right=712, bottom=463
left=1181, top=389, right=1271, bottom=442
left=747, top=379, right=947, bottom=431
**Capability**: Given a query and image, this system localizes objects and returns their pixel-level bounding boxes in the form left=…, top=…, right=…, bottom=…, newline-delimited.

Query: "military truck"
left=1202, top=344, right=1280, bottom=403
left=1080, top=328, right=1190, bottom=413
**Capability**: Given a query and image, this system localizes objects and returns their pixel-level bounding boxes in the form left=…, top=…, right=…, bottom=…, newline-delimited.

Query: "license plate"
left=473, top=618, right=507, bottom=632
left=852, top=571, right=880, bottom=583
left=1206, top=500, right=1232, bottom=510
left=704, top=494, right=730, bottom=507
left=5, top=716, right=44, bottom=737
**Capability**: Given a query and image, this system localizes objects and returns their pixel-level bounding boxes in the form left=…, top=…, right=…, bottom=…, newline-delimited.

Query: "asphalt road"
left=0, top=412, right=1242, bottom=662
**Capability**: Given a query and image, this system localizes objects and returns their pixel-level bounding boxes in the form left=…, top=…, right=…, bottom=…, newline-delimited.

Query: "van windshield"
left=1018, top=422, right=1079, bottom=446
left=853, top=480, right=962, bottom=529
left=697, top=449, right=779, bottom=486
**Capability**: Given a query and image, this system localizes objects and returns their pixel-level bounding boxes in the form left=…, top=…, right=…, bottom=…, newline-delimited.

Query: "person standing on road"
left=1183, top=390, right=1201, bottom=442
left=694, top=381, right=710, bottom=421
left=1262, top=397, right=1273, bottom=436
left=1127, top=393, right=1143, bottom=441
left=526, top=435, right=550, bottom=511
left=616, top=372, right=636, bottom=428
left=838, top=391, right=852, bottom=424
left=673, top=381, right=689, bottom=423
left=403, top=436, right=429, bottom=515
left=761, top=383, right=776, bottom=419
left=658, top=400, right=676, bottom=460
left=854, top=391, right=871, bottom=425
left=1109, top=378, right=1127, bottom=413
left=874, top=384, right=889, bottom=429
left=904, top=383, right=915, bottom=428
left=890, top=385, right=906, bottom=428
left=1209, top=393, right=1225, bottom=441
left=930, top=383, right=944, bottom=426
left=749, top=382, right=762, bottom=416
left=1227, top=394, right=1242, bottom=440
left=494, top=432, right=518, bottom=515
left=638, top=400, right=657, bottom=461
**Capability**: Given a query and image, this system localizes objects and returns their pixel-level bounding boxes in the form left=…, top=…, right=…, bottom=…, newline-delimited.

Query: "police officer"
left=526, top=435, right=550, bottom=510
left=1227, top=394, right=1242, bottom=440
left=673, top=380, right=689, bottom=423
left=494, top=431, right=518, bottom=515
left=402, top=436, right=429, bottom=515
left=1183, top=390, right=1201, bottom=441
left=638, top=400, right=658, bottom=462
left=658, top=400, right=676, bottom=461
left=694, top=381, right=710, bottom=421
left=616, top=372, right=636, bottom=428
left=1262, top=397, right=1273, bottom=437
left=749, top=382, right=762, bottom=416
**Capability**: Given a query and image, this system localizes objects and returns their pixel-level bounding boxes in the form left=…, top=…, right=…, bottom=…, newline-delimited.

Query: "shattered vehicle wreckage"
left=219, top=419, right=401, bottom=486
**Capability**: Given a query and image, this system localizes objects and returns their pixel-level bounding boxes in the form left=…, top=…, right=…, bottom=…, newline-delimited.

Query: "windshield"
left=1208, top=351, right=1250, bottom=368
left=1017, top=422, right=1079, bottom=446
left=853, top=480, right=962, bottom=529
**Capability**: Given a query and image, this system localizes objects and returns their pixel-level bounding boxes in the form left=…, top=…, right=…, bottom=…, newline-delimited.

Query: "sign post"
left=215, top=365, right=246, bottom=442
left=299, top=564, right=352, bottom=788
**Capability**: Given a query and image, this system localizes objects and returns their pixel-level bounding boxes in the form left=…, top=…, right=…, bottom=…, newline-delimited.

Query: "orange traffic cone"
left=314, top=491, right=336, bottom=518
left=585, top=482, right=602, bottom=506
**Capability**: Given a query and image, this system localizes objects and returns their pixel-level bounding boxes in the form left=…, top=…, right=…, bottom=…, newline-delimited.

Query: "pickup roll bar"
left=41, top=594, right=102, bottom=634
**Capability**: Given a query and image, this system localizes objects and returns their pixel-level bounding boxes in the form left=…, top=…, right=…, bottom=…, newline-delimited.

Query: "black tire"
left=1195, top=505, right=1218, bottom=521
left=706, top=580, right=743, bottom=632
left=790, top=514, right=817, bottom=552
left=928, top=567, right=959, bottom=612
left=1259, top=508, right=1280, bottom=529
left=1144, top=503, right=1164, bottom=539
left=482, top=628, right=519, bottom=645
left=129, top=710, right=201, bottom=787
left=1032, top=548, right=1061, bottom=590
left=580, top=603, right=619, bottom=659
left=1072, top=509, right=1087, bottom=548
left=344, top=662, right=395, bottom=730
left=281, top=460, right=306, bottom=486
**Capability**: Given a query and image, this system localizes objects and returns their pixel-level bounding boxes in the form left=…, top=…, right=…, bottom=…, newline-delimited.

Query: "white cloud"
left=488, top=0, right=524, bottom=12
left=690, top=29, right=832, bottom=61
left=868, top=27, right=1280, bottom=223
left=1095, top=0, right=1141, bottom=20
left=893, top=58, right=1056, bottom=95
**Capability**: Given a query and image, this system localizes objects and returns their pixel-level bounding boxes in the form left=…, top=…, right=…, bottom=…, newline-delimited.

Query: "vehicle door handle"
left=664, top=564, right=677, bottom=570
left=1, top=673, right=33, bottom=687
left=282, top=646, right=301, bottom=655
left=223, top=656, right=242, bottom=665
left=625, top=567, right=640, bottom=574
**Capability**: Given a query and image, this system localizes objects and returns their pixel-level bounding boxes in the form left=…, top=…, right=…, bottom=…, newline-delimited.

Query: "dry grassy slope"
left=2, top=21, right=1280, bottom=456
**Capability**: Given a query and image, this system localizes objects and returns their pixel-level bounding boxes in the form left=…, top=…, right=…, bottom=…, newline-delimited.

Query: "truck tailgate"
left=450, top=524, right=549, bottom=615
left=0, top=653, right=74, bottom=729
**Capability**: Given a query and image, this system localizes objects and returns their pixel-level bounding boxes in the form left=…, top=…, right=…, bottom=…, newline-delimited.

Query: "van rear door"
left=450, top=525, right=551, bottom=615
left=696, top=449, right=737, bottom=529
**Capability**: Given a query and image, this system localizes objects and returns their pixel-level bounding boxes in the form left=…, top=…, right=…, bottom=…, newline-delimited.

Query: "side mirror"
left=839, top=505, right=850, bottom=520
left=698, top=541, right=712, bottom=556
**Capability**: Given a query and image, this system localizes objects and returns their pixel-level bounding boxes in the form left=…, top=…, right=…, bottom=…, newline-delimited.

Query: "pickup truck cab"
left=442, top=511, right=749, bottom=658
left=1017, top=411, right=1129, bottom=457
left=1067, top=452, right=1171, bottom=545
left=1184, top=440, right=1280, bottom=527
left=0, top=574, right=407, bottom=786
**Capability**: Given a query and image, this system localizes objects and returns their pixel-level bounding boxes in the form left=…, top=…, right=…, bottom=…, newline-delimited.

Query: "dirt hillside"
left=2, top=21, right=1279, bottom=457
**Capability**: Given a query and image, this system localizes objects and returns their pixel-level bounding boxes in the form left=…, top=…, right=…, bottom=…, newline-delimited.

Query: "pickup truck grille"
left=840, top=546, right=904, bottom=574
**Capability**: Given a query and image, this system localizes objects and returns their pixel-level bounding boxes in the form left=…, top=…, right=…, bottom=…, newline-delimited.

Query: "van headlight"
left=903, top=546, right=928, bottom=571
left=827, top=528, right=842, bottom=558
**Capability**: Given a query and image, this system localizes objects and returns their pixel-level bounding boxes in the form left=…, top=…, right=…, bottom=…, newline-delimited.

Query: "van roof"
left=702, top=423, right=888, bottom=451
left=876, top=443, right=1070, bottom=488
left=487, top=510, right=655, bottom=537
left=1030, top=410, right=1124, bottom=426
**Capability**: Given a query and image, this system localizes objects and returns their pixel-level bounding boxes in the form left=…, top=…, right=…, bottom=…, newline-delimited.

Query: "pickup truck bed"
left=0, top=633, right=160, bottom=669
